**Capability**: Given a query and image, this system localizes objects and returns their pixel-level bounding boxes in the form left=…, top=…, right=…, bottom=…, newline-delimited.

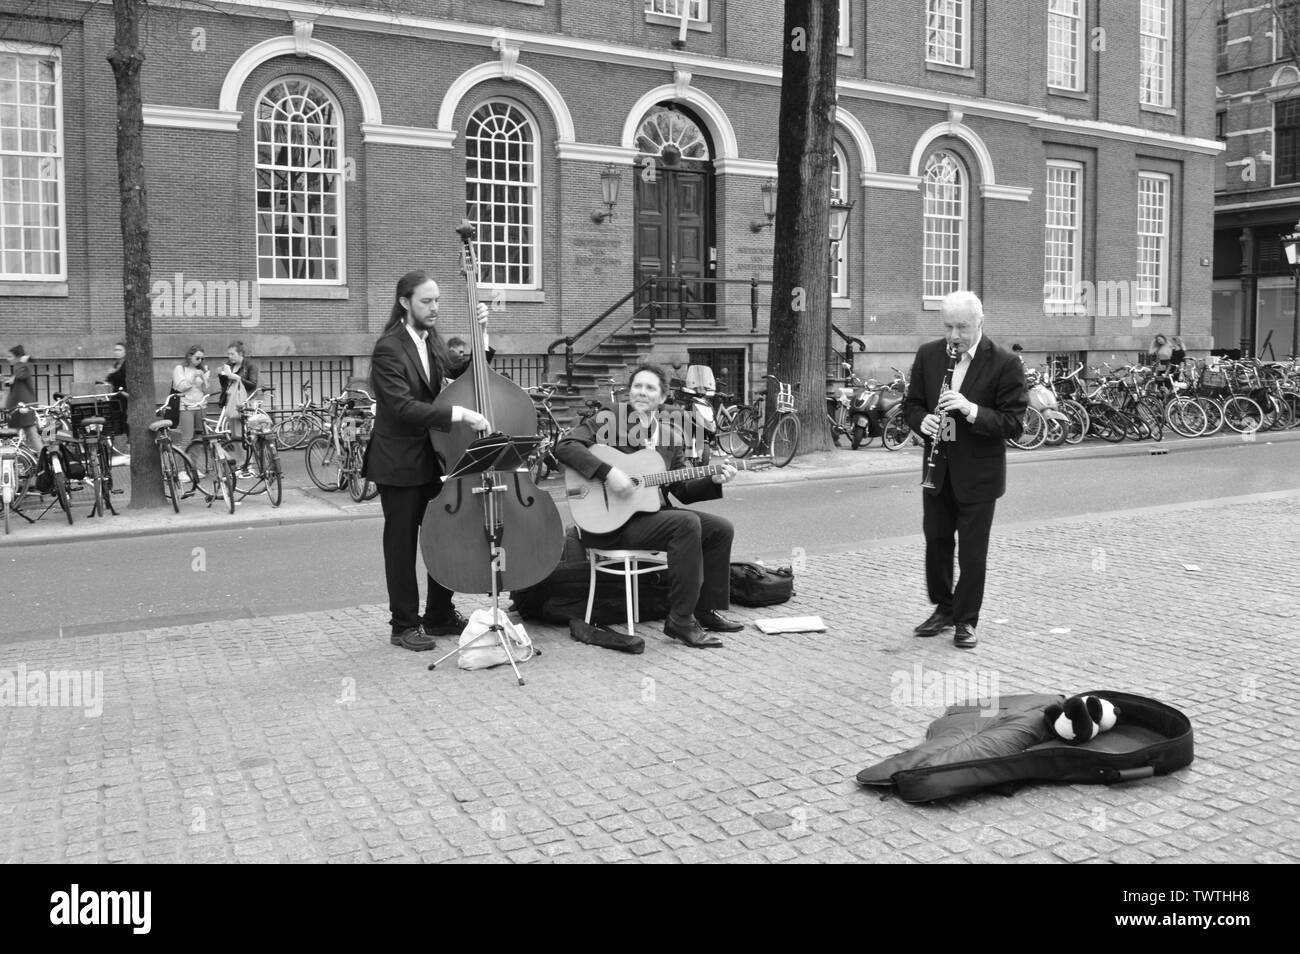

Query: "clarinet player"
left=902, top=291, right=1028, bottom=649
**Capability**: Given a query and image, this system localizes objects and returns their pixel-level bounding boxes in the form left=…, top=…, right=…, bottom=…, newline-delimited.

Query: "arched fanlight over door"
left=634, top=106, right=711, bottom=165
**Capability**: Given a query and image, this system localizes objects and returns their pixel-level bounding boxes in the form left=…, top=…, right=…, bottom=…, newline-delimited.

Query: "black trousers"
left=582, top=508, right=733, bottom=623
left=378, top=479, right=454, bottom=633
left=922, top=473, right=996, bottom=627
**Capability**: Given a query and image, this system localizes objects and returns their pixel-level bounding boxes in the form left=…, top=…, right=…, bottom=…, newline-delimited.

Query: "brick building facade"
left=1215, top=0, right=1300, bottom=361
left=1, top=0, right=1218, bottom=407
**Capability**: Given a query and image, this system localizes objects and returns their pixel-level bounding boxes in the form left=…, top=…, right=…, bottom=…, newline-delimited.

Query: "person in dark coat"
left=555, top=363, right=740, bottom=649
left=96, top=341, right=129, bottom=459
left=362, top=269, right=490, bottom=652
left=4, top=344, right=43, bottom=453
left=902, top=291, right=1028, bottom=650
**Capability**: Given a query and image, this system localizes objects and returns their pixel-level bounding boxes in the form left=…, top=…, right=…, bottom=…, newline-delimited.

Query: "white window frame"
left=831, top=143, right=849, bottom=300
left=645, top=0, right=707, bottom=22
left=838, top=1, right=851, bottom=49
left=1139, top=0, right=1171, bottom=109
left=922, top=151, right=967, bottom=303
left=926, top=0, right=969, bottom=69
left=0, top=41, right=66, bottom=283
left=254, top=76, right=346, bottom=286
left=465, top=99, right=541, bottom=291
left=1047, top=0, right=1086, bottom=92
left=1136, top=172, right=1170, bottom=309
left=1043, top=161, right=1083, bottom=308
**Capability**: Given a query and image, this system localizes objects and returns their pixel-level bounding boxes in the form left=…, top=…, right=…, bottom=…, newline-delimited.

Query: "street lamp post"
left=1282, top=223, right=1300, bottom=360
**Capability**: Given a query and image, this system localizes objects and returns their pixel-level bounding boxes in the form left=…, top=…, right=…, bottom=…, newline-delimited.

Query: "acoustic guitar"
left=564, top=445, right=771, bottom=534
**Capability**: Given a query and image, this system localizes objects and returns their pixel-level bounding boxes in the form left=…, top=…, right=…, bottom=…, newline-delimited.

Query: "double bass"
left=421, top=221, right=564, bottom=596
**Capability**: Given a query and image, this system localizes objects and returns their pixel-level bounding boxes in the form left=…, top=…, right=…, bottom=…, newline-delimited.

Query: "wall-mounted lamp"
left=591, top=164, right=622, bottom=223
left=829, top=194, right=855, bottom=243
left=749, top=178, right=778, bottom=232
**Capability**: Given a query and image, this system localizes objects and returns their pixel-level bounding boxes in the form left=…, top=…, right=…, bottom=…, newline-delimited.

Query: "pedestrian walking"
left=902, top=291, right=1028, bottom=649
left=4, top=344, right=44, bottom=454
left=96, top=341, right=130, bottom=462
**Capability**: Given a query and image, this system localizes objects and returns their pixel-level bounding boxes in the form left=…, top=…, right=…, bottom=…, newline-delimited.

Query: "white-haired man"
left=902, top=291, right=1027, bottom=649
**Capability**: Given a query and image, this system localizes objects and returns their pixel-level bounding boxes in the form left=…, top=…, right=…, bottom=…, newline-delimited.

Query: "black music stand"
left=427, top=432, right=545, bottom=685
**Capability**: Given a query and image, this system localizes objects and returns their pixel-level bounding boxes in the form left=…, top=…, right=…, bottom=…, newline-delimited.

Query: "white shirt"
left=405, top=323, right=431, bottom=383
left=949, top=332, right=982, bottom=424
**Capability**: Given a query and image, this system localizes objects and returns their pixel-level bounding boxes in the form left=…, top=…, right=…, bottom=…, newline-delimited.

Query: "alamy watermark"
left=889, top=663, right=1000, bottom=716
left=1043, top=280, right=1160, bottom=328
left=0, top=664, right=103, bottom=718
left=152, top=271, right=259, bottom=327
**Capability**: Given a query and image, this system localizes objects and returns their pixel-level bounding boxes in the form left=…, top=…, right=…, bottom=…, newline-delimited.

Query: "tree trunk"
left=108, top=0, right=163, bottom=508
left=765, top=0, right=839, bottom=454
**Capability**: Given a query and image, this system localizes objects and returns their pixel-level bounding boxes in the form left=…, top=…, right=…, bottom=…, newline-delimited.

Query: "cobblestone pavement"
left=1, top=489, right=1297, bottom=863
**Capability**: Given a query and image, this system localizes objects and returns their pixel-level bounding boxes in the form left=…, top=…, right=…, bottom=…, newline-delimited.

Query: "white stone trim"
left=860, top=172, right=921, bottom=191
left=909, top=118, right=998, bottom=183
left=143, top=104, right=243, bottom=131
left=361, top=123, right=456, bottom=148
left=219, top=34, right=383, bottom=125
left=438, top=60, right=576, bottom=142
left=621, top=83, right=739, bottom=159
left=555, top=142, right=642, bottom=164
left=835, top=107, right=877, bottom=173
left=134, top=0, right=1226, bottom=160
left=981, top=184, right=1033, bottom=202
left=712, top=158, right=777, bottom=177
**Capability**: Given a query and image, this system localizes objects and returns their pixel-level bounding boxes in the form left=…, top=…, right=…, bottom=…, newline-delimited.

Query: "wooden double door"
left=634, top=159, right=716, bottom=322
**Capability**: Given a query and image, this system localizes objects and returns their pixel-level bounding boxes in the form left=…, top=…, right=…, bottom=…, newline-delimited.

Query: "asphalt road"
left=4, top=438, right=1298, bottom=643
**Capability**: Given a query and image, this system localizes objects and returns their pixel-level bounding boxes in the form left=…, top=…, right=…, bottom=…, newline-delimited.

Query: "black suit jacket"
left=555, top=406, right=723, bottom=512
left=902, top=336, right=1027, bottom=503
left=363, top=327, right=465, bottom=487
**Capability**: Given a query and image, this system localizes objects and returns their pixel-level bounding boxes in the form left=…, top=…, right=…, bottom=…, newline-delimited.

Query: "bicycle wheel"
left=1222, top=396, right=1262, bottom=434
left=1281, top=392, right=1300, bottom=429
left=260, top=442, right=283, bottom=507
left=217, top=458, right=237, bottom=514
left=1197, top=398, right=1224, bottom=436
left=11, top=446, right=37, bottom=510
left=730, top=406, right=762, bottom=459
left=160, top=445, right=182, bottom=513
left=716, top=405, right=748, bottom=457
left=770, top=413, right=799, bottom=467
left=1113, top=408, right=1144, bottom=441
left=53, top=470, right=73, bottom=524
left=881, top=407, right=910, bottom=450
left=347, top=445, right=369, bottom=502
left=271, top=416, right=309, bottom=450
left=1135, top=402, right=1163, bottom=442
left=1164, top=397, right=1206, bottom=438
left=305, top=436, right=340, bottom=491
left=1008, top=406, right=1046, bottom=450
left=84, top=447, right=105, bottom=518
left=1059, top=399, right=1089, bottom=444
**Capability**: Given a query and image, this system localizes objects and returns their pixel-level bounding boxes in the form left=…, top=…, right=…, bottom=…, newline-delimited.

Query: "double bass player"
left=364, top=270, right=491, bottom=652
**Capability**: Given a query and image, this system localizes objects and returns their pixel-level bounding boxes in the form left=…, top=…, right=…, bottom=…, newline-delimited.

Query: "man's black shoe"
left=913, top=609, right=955, bottom=637
left=664, top=617, right=723, bottom=648
left=953, top=623, right=978, bottom=649
left=422, top=610, right=469, bottom=637
left=570, top=618, right=645, bottom=654
left=391, top=627, right=437, bottom=651
left=695, top=609, right=743, bottom=632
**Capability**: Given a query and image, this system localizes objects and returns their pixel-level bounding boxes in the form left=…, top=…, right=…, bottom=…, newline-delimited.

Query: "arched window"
left=922, top=151, right=966, bottom=301
left=831, top=143, right=848, bottom=299
left=255, top=78, right=343, bottom=282
left=466, top=102, right=539, bottom=288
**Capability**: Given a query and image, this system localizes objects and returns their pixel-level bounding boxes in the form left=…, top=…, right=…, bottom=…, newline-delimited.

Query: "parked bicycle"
left=271, top=381, right=331, bottom=450
left=305, top=387, right=377, bottom=501
left=731, top=374, right=800, bottom=467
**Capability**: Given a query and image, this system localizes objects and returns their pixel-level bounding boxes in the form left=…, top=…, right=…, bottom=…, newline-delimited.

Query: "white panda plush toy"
left=1044, top=694, right=1121, bottom=744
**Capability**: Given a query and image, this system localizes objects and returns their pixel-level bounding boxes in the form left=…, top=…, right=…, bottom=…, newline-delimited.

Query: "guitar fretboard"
left=636, top=462, right=760, bottom=487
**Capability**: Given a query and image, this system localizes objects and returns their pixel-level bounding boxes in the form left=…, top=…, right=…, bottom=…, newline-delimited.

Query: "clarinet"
left=920, top=342, right=961, bottom=490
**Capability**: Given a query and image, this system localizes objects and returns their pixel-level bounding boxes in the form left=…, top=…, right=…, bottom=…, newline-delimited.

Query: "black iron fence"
left=0, top=360, right=74, bottom=406
left=493, top=354, right=547, bottom=389
left=260, top=358, right=354, bottom=408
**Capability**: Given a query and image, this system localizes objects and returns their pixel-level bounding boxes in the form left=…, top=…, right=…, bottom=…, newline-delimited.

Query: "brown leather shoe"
left=664, top=617, right=723, bottom=648
left=391, top=627, right=437, bottom=651
left=695, top=609, right=743, bottom=632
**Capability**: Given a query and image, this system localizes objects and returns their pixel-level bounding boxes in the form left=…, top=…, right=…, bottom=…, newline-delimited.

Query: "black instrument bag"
left=856, top=691, right=1193, bottom=804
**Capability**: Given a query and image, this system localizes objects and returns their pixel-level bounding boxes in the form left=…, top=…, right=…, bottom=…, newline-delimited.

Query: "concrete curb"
left=6, top=427, right=1298, bottom=547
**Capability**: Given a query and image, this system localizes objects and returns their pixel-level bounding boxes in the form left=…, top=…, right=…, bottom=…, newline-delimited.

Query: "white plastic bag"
left=456, top=607, right=534, bottom=670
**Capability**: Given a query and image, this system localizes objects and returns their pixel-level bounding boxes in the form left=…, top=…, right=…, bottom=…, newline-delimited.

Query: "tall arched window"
left=831, top=143, right=849, bottom=299
left=255, top=78, right=343, bottom=282
left=466, top=102, right=539, bottom=288
left=922, top=151, right=966, bottom=301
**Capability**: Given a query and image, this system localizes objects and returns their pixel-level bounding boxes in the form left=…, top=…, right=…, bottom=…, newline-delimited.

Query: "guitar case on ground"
left=855, top=691, right=1193, bottom=804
